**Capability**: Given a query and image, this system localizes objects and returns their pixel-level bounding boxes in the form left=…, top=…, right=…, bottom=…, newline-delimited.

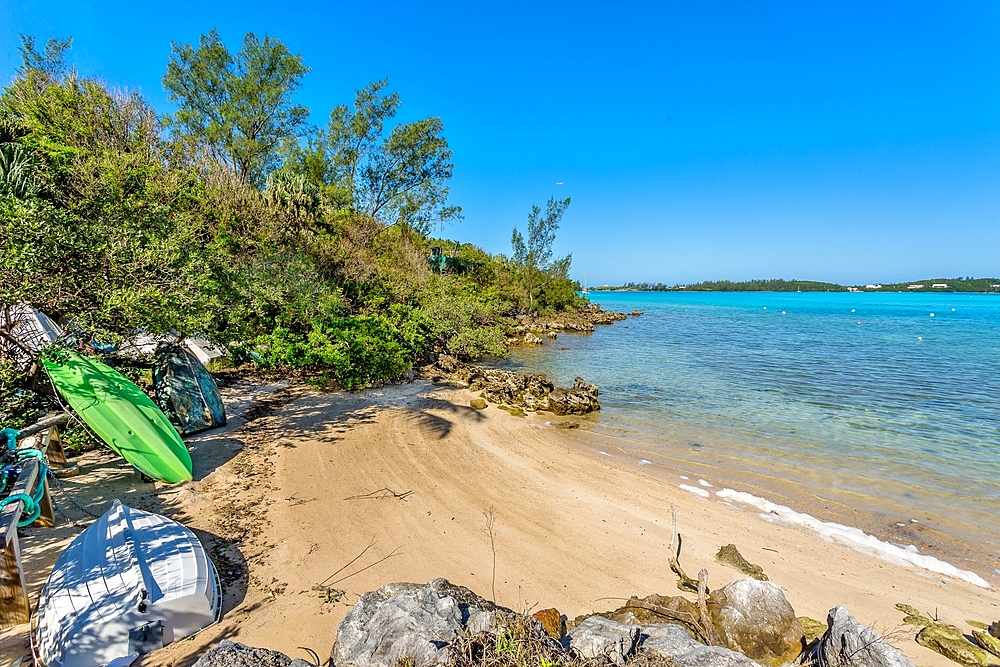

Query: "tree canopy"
left=0, top=30, right=587, bottom=431
left=163, top=29, right=310, bottom=186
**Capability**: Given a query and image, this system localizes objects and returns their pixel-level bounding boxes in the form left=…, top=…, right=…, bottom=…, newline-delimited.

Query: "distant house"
left=865, top=284, right=882, bottom=289
left=847, top=286, right=861, bottom=292
left=908, top=284, right=924, bottom=289
left=932, top=283, right=949, bottom=289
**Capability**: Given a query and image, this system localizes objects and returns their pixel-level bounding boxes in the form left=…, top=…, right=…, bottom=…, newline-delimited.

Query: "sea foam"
left=679, top=484, right=710, bottom=498
left=715, top=488, right=990, bottom=589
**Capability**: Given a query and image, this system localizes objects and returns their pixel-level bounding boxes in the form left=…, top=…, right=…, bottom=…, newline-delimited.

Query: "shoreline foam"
left=715, top=488, right=991, bottom=589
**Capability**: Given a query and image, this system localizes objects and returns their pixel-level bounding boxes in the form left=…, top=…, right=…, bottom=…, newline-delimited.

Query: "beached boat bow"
left=32, top=500, right=221, bottom=667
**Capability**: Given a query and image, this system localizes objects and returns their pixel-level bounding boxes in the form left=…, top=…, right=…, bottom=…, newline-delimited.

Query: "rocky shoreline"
left=507, top=303, right=634, bottom=346
left=190, top=573, right=996, bottom=667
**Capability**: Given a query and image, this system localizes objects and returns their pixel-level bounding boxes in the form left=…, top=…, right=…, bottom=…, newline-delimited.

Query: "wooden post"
left=0, top=459, right=40, bottom=628
left=41, top=425, right=68, bottom=467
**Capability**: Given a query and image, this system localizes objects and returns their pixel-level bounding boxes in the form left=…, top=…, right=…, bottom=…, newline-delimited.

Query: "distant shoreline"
left=588, top=277, right=1000, bottom=294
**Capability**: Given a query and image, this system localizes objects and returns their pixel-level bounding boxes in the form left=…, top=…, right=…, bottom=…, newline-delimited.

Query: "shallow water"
left=497, top=291, right=1000, bottom=581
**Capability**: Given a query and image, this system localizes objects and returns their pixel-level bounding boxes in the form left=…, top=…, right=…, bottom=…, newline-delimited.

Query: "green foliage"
left=0, top=32, right=589, bottom=423
left=510, top=197, right=580, bottom=313
left=253, top=314, right=424, bottom=390
left=163, top=29, right=310, bottom=186
left=419, top=280, right=510, bottom=359
left=288, top=79, right=462, bottom=234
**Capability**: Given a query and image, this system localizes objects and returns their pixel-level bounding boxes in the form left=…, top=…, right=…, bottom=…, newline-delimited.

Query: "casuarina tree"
left=163, top=29, right=310, bottom=186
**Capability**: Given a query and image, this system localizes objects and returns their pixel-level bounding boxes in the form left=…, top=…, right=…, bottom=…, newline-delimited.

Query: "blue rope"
left=1, top=428, right=18, bottom=451
left=0, top=448, right=49, bottom=527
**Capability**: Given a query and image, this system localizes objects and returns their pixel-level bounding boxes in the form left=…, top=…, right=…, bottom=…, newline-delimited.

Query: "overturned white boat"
left=33, top=500, right=221, bottom=667
left=0, top=304, right=63, bottom=369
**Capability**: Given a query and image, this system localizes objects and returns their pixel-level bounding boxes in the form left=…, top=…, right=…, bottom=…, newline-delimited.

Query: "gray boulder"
left=642, top=623, right=766, bottom=667
left=817, top=606, right=915, bottom=667
left=709, top=578, right=805, bottom=667
left=568, top=616, right=640, bottom=665
left=192, top=640, right=313, bottom=667
left=331, top=578, right=510, bottom=667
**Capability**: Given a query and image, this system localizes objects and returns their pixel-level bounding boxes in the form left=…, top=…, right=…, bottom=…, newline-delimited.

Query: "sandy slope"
left=2, top=379, right=997, bottom=666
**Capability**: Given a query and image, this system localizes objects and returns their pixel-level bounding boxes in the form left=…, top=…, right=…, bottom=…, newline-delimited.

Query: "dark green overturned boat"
left=42, top=350, right=193, bottom=483
left=153, top=343, right=227, bottom=435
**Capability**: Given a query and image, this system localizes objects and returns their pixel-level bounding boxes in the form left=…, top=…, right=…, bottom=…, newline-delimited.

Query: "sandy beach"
left=1, top=378, right=996, bottom=667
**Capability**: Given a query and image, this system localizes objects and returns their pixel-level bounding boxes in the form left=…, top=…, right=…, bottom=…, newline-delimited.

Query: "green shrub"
left=253, top=313, right=426, bottom=389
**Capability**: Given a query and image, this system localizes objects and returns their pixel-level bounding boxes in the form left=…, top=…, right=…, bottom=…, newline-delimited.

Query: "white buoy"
left=763, top=306, right=767, bottom=310
left=781, top=311, right=786, bottom=315
left=952, top=308, right=956, bottom=311
left=930, top=313, right=935, bottom=317
left=851, top=309, right=856, bottom=313
left=918, top=336, right=923, bottom=341
left=857, top=321, right=861, bottom=325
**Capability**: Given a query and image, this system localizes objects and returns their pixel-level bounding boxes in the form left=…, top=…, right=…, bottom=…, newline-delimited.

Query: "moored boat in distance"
left=32, top=500, right=221, bottom=667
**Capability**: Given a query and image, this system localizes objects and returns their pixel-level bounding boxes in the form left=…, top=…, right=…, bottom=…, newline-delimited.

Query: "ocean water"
left=497, top=291, right=1000, bottom=583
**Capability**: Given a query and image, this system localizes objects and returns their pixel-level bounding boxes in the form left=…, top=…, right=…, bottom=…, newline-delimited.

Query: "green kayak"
left=43, top=350, right=192, bottom=483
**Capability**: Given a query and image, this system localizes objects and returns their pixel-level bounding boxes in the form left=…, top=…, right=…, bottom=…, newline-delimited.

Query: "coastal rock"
left=533, top=608, right=566, bottom=639
left=817, top=606, right=915, bottom=667
left=469, top=398, right=487, bottom=410
left=464, top=368, right=554, bottom=408
left=916, top=624, right=993, bottom=667
left=548, top=377, right=600, bottom=415
left=570, top=594, right=705, bottom=632
left=631, top=310, right=643, bottom=316
left=973, top=630, right=1000, bottom=659
left=708, top=578, right=804, bottom=667
left=715, top=544, right=768, bottom=581
left=568, top=616, right=640, bottom=665
left=895, top=603, right=933, bottom=628
left=524, top=333, right=543, bottom=344
left=331, top=578, right=512, bottom=667
left=193, top=640, right=313, bottom=667
left=642, top=623, right=765, bottom=667
left=435, top=354, right=461, bottom=373
left=547, top=331, right=558, bottom=340
left=797, top=617, right=827, bottom=644
left=498, top=404, right=526, bottom=417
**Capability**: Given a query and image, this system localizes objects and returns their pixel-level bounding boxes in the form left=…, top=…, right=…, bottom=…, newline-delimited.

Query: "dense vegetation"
left=0, top=33, right=586, bottom=427
left=594, top=278, right=1000, bottom=292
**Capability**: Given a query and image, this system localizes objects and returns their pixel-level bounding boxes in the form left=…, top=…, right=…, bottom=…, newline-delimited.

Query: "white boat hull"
left=33, top=501, right=221, bottom=667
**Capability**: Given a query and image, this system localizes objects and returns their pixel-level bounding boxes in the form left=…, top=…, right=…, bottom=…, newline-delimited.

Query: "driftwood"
left=668, top=503, right=699, bottom=592
left=344, top=488, right=412, bottom=501
left=698, top=568, right=723, bottom=646
left=624, top=597, right=710, bottom=644
left=14, top=412, right=70, bottom=440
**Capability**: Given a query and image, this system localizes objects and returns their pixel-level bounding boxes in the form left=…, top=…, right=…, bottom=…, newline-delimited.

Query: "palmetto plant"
left=0, top=117, right=40, bottom=199
left=0, top=142, right=40, bottom=199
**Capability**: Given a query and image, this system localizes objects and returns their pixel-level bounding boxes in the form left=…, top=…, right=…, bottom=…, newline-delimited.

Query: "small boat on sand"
left=33, top=500, right=221, bottom=667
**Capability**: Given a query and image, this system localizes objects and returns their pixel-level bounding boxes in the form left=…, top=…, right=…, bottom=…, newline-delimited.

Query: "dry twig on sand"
left=698, top=568, right=723, bottom=646
left=344, top=487, right=413, bottom=501
left=668, top=503, right=699, bottom=592
left=317, top=536, right=404, bottom=588
left=483, top=506, right=498, bottom=602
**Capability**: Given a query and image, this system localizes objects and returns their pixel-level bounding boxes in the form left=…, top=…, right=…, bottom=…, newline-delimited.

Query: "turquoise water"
left=499, top=291, right=1000, bottom=577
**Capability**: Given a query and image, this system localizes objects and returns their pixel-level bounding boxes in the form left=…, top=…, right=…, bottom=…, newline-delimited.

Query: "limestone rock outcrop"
left=331, top=579, right=513, bottom=667
left=817, top=606, right=915, bottom=667
left=708, top=578, right=804, bottom=667
left=193, top=640, right=313, bottom=667
left=643, top=623, right=766, bottom=667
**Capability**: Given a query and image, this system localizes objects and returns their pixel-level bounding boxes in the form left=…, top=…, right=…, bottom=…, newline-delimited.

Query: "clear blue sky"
left=2, top=0, right=998, bottom=285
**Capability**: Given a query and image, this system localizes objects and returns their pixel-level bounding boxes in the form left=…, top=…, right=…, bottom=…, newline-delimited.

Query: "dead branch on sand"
left=344, top=487, right=413, bottom=501
left=483, top=506, right=498, bottom=602
left=668, top=503, right=700, bottom=592
left=698, top=568, right=723, bottom=646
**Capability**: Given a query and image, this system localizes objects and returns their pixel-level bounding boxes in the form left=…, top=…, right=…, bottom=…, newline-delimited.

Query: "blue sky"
left=2, top=1, right=998, bottom=285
